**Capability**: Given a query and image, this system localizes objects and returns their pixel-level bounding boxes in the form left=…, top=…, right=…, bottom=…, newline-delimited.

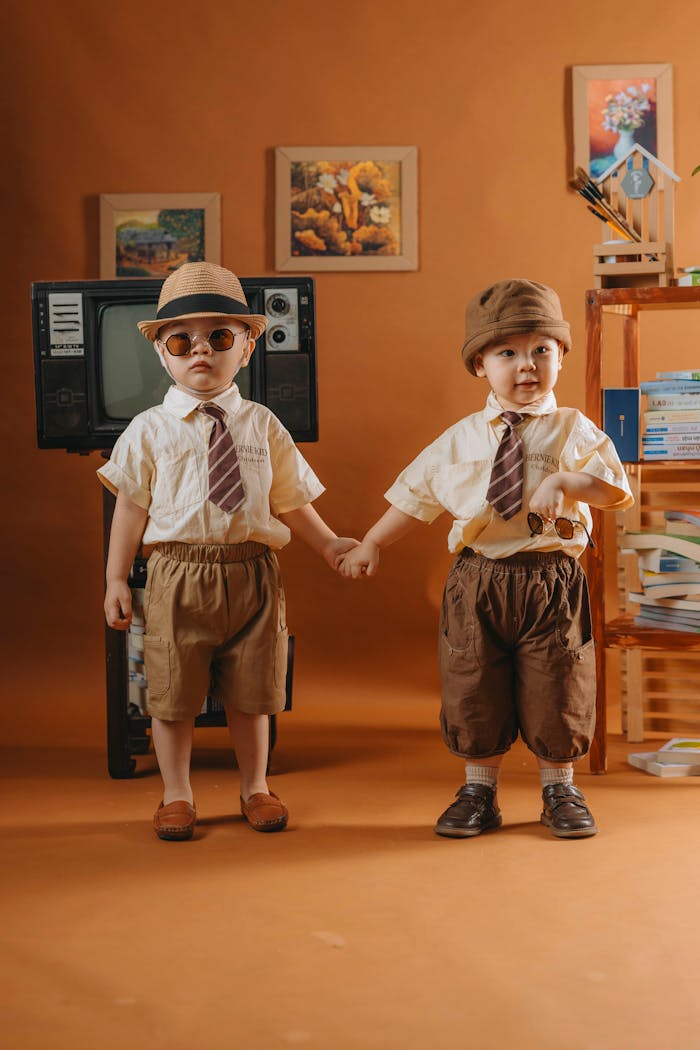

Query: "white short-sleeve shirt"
left=385, top=391, right=634, bottom=559
left=97, top=384, right=325, bottom=548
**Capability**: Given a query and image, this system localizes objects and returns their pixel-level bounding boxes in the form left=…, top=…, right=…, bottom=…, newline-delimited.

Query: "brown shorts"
left=439, top=548, right=596, bottom=762
left=142, top=542, right=288, bottom=721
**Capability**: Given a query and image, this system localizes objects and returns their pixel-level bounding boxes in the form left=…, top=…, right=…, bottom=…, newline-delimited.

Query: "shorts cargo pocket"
left=439, top=628, right=475, bottom=684
left=143, top=635, right=171, bottom=699
left=556, top=573, right=594, bottom=655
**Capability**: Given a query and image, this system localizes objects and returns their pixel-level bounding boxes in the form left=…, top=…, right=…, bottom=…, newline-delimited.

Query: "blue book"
left=603, top=388, right=640, bottom=462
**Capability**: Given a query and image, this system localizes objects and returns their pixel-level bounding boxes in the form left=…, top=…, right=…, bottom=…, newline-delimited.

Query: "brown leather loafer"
left=541, top=784, right=598, bottom=838
left=240, top=791, right=288, bottom=832
left=153, top=800, right=196, bottom=841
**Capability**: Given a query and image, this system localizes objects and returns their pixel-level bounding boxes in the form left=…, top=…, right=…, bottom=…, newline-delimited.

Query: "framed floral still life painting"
left=572, top=64, right=673, bottom=179
left=99, top=192, right=221, bottom=278
left=275, top=146, right=418, bottom=271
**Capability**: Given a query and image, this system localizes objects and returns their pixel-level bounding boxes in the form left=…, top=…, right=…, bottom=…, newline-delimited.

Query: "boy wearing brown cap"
left=340, top=279, right=633, bottom=839
left=99, top=262, right=356, bottom=841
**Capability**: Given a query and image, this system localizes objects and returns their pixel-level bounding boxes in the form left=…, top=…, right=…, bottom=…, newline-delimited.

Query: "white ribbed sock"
left=465, top=764, right=499, bottom=788
left=540, top=766, right=574, bottom=787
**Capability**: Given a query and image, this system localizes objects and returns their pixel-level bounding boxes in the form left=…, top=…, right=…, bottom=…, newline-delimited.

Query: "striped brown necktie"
left=198, top=403, right=245, bottom=514
left=487, top=411, right=526, bottom=521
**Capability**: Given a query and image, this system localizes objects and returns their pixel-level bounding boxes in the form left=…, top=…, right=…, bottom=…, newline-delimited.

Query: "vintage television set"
left=31, top=275, right=318, bottom=452
left=31, top=275, right=317, bottom=777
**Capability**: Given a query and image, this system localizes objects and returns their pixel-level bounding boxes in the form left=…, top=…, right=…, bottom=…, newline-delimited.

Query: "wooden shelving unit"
left=585, top=285, right=700, bottom=772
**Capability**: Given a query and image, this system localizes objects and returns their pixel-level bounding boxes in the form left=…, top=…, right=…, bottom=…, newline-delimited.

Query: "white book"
left=645, top=422, right=700, bottom=434
left=656, top=370, right=700, bottom=380
left=641, top=569, right=700, bottom=585
left=646, top=394, right=700, bottom=410
left=643, top=433, right=700, bottom=445
left=628, top=751, right=700, bottom=776
left=636, top=550, right=700, bottom=572
left=623, top=533, right=700, bottom=560
left=640, top=581, right=700, bottom=599
left=656, top=738, right=700, bottom=765
left=629, top=590, right=700, bottom=610
left=643, top=410, right=700, bottom=423
left=634, top=615, right=700, bottom=634
left=643, top=450, right=700, bottom=460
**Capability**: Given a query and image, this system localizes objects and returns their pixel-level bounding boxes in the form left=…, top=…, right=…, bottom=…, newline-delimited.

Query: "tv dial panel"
left=262, top=285, right=315, bottom=437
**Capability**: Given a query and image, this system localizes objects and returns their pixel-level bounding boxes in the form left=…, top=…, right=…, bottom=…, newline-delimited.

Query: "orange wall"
left=4, top=0, right=700, bottom=745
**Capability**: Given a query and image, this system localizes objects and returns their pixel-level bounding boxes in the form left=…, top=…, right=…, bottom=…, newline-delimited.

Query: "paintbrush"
left=585, top=205, right=634, bottom=241
left=572, top=166, right=640, bottom=242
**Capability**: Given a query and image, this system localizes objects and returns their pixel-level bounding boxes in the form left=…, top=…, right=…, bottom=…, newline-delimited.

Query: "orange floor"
left=4, top=663, right=700, bottom=1050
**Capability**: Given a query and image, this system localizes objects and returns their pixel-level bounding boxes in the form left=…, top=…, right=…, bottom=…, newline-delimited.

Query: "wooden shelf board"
left=604, top=615, right=700, bottom=650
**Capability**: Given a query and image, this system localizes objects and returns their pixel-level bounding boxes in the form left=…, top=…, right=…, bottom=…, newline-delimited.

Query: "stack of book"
left=623, top=510, right=700, bottom=632
left=641, top=370, right=700, bottom=459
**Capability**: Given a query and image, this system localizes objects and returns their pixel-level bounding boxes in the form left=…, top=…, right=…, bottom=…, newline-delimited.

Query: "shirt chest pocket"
left=434, top=461, right=489, bottom=517
left=150, top=448, right=203, bottom=518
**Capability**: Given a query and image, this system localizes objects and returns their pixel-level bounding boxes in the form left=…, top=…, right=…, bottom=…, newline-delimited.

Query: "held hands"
left=322, top=536, right=360, bottom=572
left=104, top=580, right=133, bottom=630
left=337, top=539, right=381, bottom=579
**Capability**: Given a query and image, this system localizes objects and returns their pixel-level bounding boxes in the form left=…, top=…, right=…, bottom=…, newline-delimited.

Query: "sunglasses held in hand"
left=527, top=512, right=595, bottom=549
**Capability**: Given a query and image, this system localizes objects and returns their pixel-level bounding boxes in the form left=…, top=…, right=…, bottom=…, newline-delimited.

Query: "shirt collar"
left=163, top=382, right=243, bottom=420
left=484, top=389, right=558, bottom=423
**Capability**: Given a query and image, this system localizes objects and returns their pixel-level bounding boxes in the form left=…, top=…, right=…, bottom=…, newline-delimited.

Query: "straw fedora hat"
left=137, top=262, right=269, bottom=341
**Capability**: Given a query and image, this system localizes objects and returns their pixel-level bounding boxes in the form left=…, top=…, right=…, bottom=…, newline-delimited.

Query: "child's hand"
left=322, top=536, right=360, bottom=571
left=104, top=580, right=133, bottom=630
left=529, top=474, right=567, bottom=520
left=338, top=539, right=380, bottom=578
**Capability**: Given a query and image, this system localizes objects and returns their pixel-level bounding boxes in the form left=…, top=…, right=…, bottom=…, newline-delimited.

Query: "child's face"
left=155, top=315, right=254, bottom=395
left=472, top=332, right=563, bottom=410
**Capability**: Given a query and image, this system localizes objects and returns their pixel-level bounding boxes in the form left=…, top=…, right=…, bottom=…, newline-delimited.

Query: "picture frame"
left=99, top=192, right=221, bottom=278
left=275, top=146, right=418, bottom=271
left=572, top=64, right=673, bottom=179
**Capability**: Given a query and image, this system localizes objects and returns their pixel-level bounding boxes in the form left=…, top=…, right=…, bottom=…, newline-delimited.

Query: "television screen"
left=99, top=302, right=252, bottom=420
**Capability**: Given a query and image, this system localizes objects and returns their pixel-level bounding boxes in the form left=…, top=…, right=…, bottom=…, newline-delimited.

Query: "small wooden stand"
left=592, top=144, right=680, bottom=289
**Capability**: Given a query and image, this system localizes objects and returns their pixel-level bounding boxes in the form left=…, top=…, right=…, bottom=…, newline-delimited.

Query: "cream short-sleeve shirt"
left=97, top=384, right=325, bottom=548
left=385, top=392, right=634, bottom=559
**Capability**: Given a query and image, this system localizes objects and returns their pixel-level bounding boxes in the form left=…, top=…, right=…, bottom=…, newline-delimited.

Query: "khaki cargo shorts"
left=439, top=548, right=596, bottom=763
left=142, top=542, right=288, bottom=721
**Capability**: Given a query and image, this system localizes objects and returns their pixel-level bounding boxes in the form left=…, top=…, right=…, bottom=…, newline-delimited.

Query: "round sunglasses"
left=163, top=327, right=248, bottom=357
left=527, top=512, right=595, bottom=549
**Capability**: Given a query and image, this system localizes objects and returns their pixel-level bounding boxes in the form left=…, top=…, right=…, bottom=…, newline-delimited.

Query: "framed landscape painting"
left=99, top=192, right=221, bottom=278
left=275, top=146, right=418, bottom=271
left=572, top=64, right=673, bottom=179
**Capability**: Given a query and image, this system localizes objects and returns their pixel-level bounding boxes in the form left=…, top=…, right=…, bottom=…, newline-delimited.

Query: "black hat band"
left=157, top=293, right=251, bottom=320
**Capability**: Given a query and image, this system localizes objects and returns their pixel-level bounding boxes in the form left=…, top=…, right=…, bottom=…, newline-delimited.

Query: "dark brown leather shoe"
left=541, top=784, right=598, bottom=838
left=240, top=792, right=288, bottom=832
left=153, top=800, right=196, bottom=841
left=434, top=783, right=502, bottom=838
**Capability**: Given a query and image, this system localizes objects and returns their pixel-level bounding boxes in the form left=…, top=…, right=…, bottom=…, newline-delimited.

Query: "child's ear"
left=242, top=337, right=255, bottom=365
left=472, top=353, right=486, bottom=377
left=557, top=343, right=564, bottom=369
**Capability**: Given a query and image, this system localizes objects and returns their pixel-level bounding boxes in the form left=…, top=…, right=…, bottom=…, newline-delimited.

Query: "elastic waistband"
left=458, top=546, right=576, bottom=572
left=153, top=541, right=269, bottom=564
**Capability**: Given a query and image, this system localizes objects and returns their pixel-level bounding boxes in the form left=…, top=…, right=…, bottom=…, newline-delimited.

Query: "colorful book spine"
left=645, top=422, right=700, bottom=434
left=643, top=410, right=700, bottom=423
left=643, top=449, right=700, bottom=460
left=641, top=380, right=700, bottom=393
left=646, top=394, right=700, bottom=410
left=643, top=434, right=700, bottom=445
left=634, top=615, right=700, bottom=634
left=657, top=371, right=700, bottom=380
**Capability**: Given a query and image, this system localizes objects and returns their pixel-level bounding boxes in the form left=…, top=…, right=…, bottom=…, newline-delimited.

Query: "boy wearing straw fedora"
left=98, top=262, right=356, bottom=841
left=340, top=279, right=633, bottom=839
